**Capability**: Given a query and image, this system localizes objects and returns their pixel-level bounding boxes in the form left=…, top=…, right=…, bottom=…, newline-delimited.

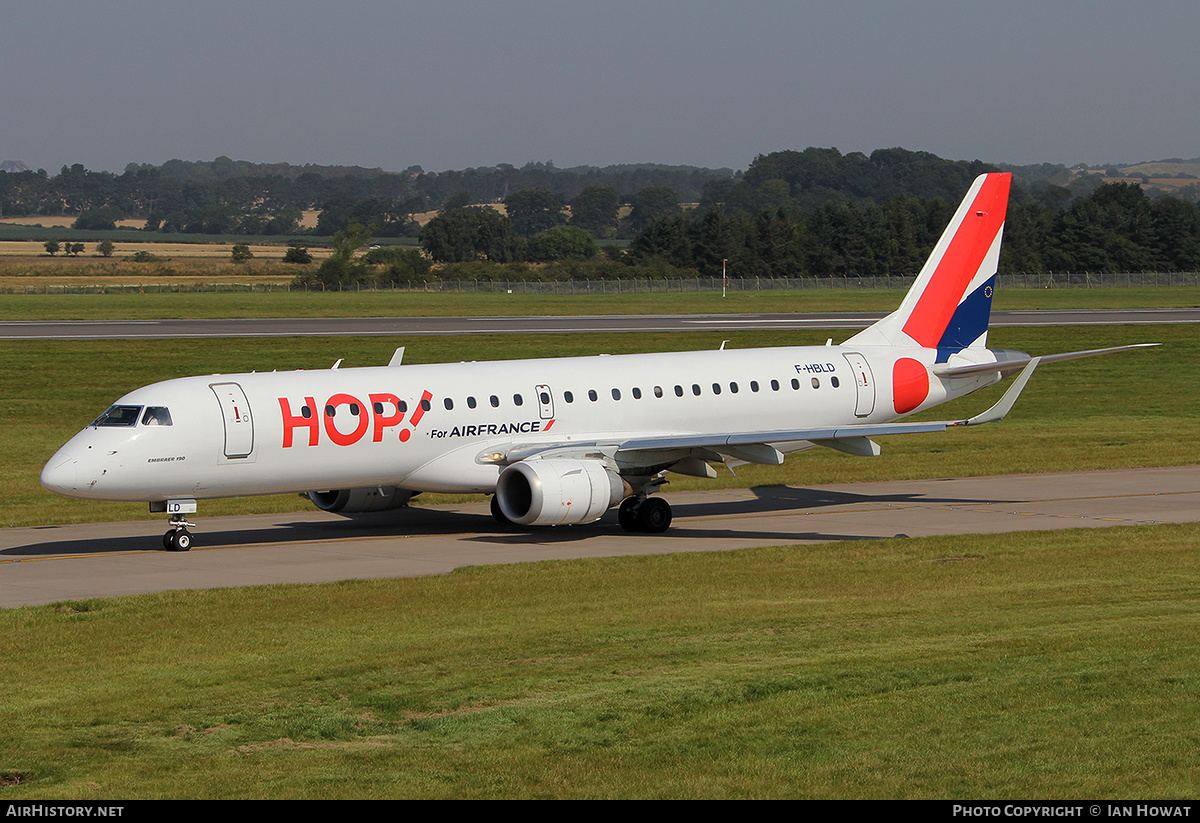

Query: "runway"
left=3, top=465, right=1196, bottom=608
left=3, top=308, right=1199, bottom=340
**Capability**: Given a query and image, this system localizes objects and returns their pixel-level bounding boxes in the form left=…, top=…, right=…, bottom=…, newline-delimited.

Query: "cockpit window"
left=141, top=406, right=173, bottom=426
left=92, top=405, right=142, bottom=427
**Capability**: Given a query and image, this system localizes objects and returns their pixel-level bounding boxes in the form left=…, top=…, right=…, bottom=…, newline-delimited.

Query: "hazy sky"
left=4, top=1, right=1197, bottom=174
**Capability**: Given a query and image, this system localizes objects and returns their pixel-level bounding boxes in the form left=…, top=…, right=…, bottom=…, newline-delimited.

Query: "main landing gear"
left=618, top=496, right=672, bottom=534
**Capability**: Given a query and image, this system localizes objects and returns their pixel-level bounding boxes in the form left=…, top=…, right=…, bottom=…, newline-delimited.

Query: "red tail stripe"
left=902, top=174, right=1010, bottom=347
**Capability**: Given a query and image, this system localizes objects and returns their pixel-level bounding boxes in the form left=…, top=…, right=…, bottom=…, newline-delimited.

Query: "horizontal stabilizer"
left=934, top=343, right=1159, bottom=378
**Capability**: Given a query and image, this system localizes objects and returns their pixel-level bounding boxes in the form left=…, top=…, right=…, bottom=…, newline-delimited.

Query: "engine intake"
left=496, top=459, right=624, bottom=526
left=308, top=487, right=413, bottom=513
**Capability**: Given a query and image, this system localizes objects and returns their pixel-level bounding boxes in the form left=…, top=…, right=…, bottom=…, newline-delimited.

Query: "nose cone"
left=41, top=452, right=78, bottom=496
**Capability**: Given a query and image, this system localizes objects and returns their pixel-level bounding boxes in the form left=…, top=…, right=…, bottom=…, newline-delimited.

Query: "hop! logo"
left=278, top=389, right=433, bottom=448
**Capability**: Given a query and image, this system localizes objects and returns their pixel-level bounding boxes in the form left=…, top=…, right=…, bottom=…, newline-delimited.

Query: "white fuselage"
left=41, top=343, right=997, bottom=504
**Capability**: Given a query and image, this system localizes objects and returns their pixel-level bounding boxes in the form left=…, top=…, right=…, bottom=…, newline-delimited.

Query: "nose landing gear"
left=163, top=513, right=195, bottom=551
left=152, top=499, right=199, bottom=552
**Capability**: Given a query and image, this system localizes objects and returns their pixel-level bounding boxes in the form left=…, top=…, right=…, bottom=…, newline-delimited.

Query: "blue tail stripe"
left=934, top=275, right=995, bottom=362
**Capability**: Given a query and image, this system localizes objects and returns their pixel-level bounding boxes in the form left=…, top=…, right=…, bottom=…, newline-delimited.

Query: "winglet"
left=955, top=356, right=1041, bottom=427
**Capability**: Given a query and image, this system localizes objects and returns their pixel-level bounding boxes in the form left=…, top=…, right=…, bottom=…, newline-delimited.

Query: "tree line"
left=0, top=158, right=733, bottom=238
left=4, top=147, right=1200, bottom=277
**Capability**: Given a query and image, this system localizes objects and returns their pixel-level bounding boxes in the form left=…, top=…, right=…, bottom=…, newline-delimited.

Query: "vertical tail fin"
left=846, top=172, right=1011, bottom=357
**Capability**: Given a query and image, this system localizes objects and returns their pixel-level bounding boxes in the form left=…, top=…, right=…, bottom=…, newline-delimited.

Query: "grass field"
left=1, top=283, right=1199, bottom=319
left=2, top=524, right=1197, bottom=798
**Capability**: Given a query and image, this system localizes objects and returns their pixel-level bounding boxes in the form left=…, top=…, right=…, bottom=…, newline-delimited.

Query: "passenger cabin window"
left=811, top=378, right=820, bottom=389
left=632, top=387, right=642, bottom=399
left=674, top=385, right=684, bottom=397
left=692, top=384, right=701, bottom=396
left=750, top=381, right=760, bottom=392
left=791, top=378, right=801, bottom=390
left=654, top=386, right=664, bottom=398
left=444, top=398, right=454, bottom=410
left=420, top=398, right=431, bottom=412
left=92, top=405, right=142, bottom=427
left=588, top=389, right=598, bottom=401
left=831, top=376, right=840, bottom=388
left=771, top=379, right=780, bottom=391
left=729, top=383, right=739, bottom=394
left=539, top=391, right=551, bottom=405
left=712, top=383, right=721, bottom=395
left=564, top=391, right=574, bottom=403
left=612, top=388, right=621, bottom=401
left=513, top=394, right=523, bottom=406
left=467, top=396, right=477, bottom=409
left=490, top=395, right=500, bottom=408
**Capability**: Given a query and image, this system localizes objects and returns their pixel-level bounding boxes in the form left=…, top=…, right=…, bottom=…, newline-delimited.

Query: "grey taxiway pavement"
left=3, top=466, right=1196, bottom=608
left=3, top=308, right=1199, bottom=340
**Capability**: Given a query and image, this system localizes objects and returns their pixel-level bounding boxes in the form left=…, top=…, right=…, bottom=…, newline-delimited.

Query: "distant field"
left=0, top=216, right=147, bottom=230
left=0, top=239, right=327, bottom=261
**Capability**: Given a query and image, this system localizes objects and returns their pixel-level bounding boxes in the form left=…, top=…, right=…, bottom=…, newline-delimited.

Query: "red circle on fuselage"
left=892, top=358, right=929, bottom=414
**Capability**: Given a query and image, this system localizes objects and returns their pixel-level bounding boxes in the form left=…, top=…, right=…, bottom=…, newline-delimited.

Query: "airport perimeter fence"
left=4, top=271, right=1199, bottom=295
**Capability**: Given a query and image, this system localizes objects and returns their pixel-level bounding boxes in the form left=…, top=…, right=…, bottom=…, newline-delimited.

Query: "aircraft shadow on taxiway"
left=4, top=485, right=1018, bottom=558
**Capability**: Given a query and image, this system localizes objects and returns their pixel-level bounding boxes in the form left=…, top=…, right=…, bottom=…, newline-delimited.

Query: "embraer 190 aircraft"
left=41, top=173, right=1152, bottom=550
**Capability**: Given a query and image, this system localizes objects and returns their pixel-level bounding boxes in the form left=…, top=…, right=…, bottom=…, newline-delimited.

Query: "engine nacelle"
left=496, top=459, right=625, bottom=526
left=308, top=487, right=413, bottom=513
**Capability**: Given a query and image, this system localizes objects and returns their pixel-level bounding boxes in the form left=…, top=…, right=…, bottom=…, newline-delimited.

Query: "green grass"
left=2, top=524, right=1197, bottom=798
left=3, top=325, right=1189, bottom=528
left=0, top=284, right=1198, bottom=320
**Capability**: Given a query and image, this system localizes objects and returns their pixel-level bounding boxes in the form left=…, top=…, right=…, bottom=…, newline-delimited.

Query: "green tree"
left=43, top=240, right=60, bottom=256
left=72, top=206, right=123, bottom=231
left=569, top=186, right=619, bottom=235
left=66, top=242, right=85, bottom=257
left=363, top=246, right=433, bottom=283
left=283, top=245, right=313, bottom=264
left=420, top=207, right=522, bottom=263
left=441, top=191, right=472, bottom=211
left=331, top=221, right=374, bottom=260
left=97, top=239, right=115, bottom=258
left=505, top=187, right=566, bottom=236
left=625, top=187, right=681, bottom=235
left=528, top=225, right=599, bottom=261
left=230, top=244, right=254, bottom=263
left=309, top=222, right=373, bottom=287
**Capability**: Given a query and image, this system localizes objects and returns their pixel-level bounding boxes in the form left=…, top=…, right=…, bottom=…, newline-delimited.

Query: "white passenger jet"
left=41, top=173, right=1152, bottom=550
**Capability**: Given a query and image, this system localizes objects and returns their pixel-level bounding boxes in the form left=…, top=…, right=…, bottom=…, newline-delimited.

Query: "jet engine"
left=495, top=459, right=625, bottom=526
left=308, top=487, right=413, bottom=513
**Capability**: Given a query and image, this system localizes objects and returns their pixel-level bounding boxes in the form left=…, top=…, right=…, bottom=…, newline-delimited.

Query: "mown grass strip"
left=1, top=284, right=1198, bottom=320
